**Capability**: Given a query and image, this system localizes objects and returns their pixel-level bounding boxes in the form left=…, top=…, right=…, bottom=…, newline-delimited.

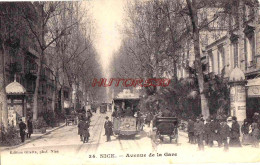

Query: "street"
left=1, top=111, right=260, bottom=165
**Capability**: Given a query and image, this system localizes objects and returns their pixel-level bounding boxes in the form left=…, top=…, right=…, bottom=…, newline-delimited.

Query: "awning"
left=246, top=78, right=260, bottom=98
left=6, top=80, right=26, bottom=95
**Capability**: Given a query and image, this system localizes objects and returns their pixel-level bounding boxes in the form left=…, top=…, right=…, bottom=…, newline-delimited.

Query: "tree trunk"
left=32, top=51, right=43, bottom=121
left=186, top=0, right=209, bottom=119
left=173, top=59, right=178, bottom=83
left=60, top=83, right=64, bottom=113
left=52, top=70, right=58, bottom=114
left=0, top=43, right=8, bottom=129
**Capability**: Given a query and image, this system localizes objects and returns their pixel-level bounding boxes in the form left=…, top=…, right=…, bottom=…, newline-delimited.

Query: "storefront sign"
left=8, top=108, right=17, bottom=126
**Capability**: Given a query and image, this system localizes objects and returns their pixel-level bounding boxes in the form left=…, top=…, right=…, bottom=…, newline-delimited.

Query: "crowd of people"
left=187, top=113, right=260, bottom=151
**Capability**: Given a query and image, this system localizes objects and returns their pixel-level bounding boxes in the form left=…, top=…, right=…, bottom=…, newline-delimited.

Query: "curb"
left=1, top=123, right=66, bottom=151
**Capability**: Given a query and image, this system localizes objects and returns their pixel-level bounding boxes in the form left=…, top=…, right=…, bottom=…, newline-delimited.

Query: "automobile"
left=153, top=117, right=179, bottom=143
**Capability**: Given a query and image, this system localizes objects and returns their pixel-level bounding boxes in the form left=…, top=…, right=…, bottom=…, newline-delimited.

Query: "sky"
left=87, top=0, right=126, bottom=78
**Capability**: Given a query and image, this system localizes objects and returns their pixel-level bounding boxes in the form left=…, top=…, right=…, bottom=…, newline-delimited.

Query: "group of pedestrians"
left=187, top=115, right=260, bottom=151
left=18, top=117, right=33, bottom=143
left=77, top=109, right=92, bottom=143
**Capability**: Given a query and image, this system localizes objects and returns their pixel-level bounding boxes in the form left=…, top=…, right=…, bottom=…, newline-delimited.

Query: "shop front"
left=246, top=77, right=260, bottom=120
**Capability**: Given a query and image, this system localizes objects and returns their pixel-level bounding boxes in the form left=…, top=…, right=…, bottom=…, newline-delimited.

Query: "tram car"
left=112, top=97, right=141, bottom=137
left=100, top=103, right=108, bottom=113
left=153, top=117, right=179, bottom=143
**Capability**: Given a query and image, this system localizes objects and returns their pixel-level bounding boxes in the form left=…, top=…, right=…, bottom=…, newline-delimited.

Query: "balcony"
left=245, top=56, right=260, bottom=76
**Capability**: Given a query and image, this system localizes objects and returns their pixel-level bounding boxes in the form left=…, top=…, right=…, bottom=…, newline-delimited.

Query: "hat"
left=105, top=116, right=109, bottom=119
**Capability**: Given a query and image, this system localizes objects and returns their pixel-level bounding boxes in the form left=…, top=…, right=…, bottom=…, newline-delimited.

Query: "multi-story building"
left=3, top=2, right=56, bottom=118
left=201, top=3, right=260, bottom=118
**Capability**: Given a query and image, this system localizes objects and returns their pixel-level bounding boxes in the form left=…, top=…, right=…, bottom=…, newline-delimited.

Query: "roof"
left=246, top=77, right=260, bottom=87
left=229, top=67, right=246, bottom=82
left=6, top=80, right=26, bottom=94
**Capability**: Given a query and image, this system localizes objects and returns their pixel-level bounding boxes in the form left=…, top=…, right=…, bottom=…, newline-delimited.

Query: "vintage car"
left=153, top=117, right=179, bottom=143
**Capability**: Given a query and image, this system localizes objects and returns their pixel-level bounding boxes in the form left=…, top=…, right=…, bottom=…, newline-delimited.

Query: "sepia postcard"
left=1, top=0, right=260, bottom=165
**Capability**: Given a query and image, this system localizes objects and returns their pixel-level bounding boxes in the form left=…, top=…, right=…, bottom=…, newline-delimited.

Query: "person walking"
left=27, top=117, right=33, bottom=138
left=19, top=119, right=26, bottom=143
left=229, top=116, right=241, bottom=147
left=219, top=119, right=230, bottom=151
left=251, top=121, right=259, bottom=148
left=78, top=117, right=84, bottom=141
left=104, top=116, right=113, bottom=142
left=194, top=117, right=205, bottom=151
left=204, top=119, right=211, bottom=146
left=209, top=118, right=221, bottom=147
left=146, top=112, right=153, bottom=127
left=187, top=118, right=195, bottom=144
left=82, top=121, right=90, bottom=143
left=241, top=119, right=251, bottom=145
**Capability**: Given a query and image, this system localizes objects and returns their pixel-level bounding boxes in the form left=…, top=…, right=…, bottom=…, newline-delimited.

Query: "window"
left=232, top=40, right=238, bottom=67
left=218, top=46, right=225, bottom=74
left=246, top=32, right=255, bottom=67
left=208, top=51, right=214, bottom=73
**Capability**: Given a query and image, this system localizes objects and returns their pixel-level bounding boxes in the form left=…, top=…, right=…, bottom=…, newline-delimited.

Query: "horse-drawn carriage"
left=153, top=117, right=179, bottom=143
left=65, top=114, right=77, bottom=126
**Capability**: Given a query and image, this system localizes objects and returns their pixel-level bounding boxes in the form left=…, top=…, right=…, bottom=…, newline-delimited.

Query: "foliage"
left=204, top=71, right=230, bottom=118
left=42, top=111, right=57, bottom=127
left=0, top=124, right=20, bottom=146
left=33, top=117, right=47, bottom=129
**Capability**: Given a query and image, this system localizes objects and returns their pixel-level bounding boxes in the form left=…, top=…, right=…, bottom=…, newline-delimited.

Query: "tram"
left=112, top=96, right=141, bottom=137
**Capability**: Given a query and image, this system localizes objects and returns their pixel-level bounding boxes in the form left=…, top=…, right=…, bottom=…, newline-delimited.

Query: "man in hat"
left=19, top=119, right=27, bottom=143
left=209, top=117, right=221, bottom=147
left=187, top=118, right=195, bottom=144
left=78, top=117, right=84, bottom=141
left=82, top=120, right=90, bottom=143
left=229, top=116, right=241, bottom=147
left=251, top=120, right=259, bottom=148
left=219, top=119, right=230, bottom=151
left=204, top=118, right=211, bottom=146
left=104, top=116, right=113, bottom=142
left=194, top=117, right=205, bottom=150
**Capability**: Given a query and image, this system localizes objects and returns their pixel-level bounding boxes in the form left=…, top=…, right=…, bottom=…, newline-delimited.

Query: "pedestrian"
left=82, top=121, right=90, bottom=143
left=219, top=119, right=230, bottom=152
left=241, top=119, right=251, bottom=145
left=104, top=116, right=113, bottom=142
left=146, top=112, right=153, bottom=127
left=19, top=119, right=26, bottom=143
left=27, top=117, right=33, bottom=138
left=187, top=118, right=195, bottom=144
left=209, top=118, right=221, bottom=147
left=78, top=118, right=84, bottom=141
left=204, top=118, right=211, bottom=146
left=194, top=117, right=205, bottom=151
left=229, top=116, right=241, bottom=147
left=251, top=121, right=259, bottom=148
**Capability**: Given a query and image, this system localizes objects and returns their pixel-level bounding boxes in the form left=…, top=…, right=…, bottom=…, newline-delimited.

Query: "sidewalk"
left=1, top=123, right=66, bottom=151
